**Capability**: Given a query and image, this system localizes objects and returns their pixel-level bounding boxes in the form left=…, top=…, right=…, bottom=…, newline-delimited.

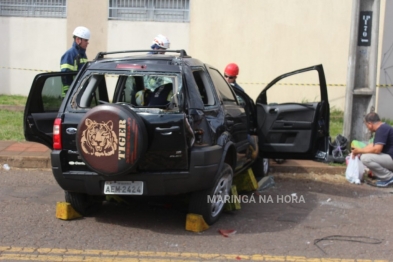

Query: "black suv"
left=24, top=50, right=330, bottom=225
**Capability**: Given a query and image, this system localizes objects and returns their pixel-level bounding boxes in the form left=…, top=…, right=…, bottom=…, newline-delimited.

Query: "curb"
left=0, top=154, right=347, bottom=175
left=270, top=165, right=346, bottom=175
left=0, top=156, right=51, bottom=169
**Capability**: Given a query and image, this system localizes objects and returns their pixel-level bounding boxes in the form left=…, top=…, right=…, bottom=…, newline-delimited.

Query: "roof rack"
left=94, top=49, right=189, bottom=61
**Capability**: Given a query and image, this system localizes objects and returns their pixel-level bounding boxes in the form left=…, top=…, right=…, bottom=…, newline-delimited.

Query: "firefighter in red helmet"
left=224, top=63, right=244, bottom=92
left=224, top=63, right=261, bottom=165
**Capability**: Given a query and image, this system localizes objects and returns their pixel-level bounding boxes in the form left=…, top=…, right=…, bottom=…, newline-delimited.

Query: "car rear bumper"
left=51, top=145, right=223, bottom=196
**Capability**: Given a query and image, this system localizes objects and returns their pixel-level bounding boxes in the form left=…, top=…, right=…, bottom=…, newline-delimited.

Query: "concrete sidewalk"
left=0, top=140, right=347, bottom=175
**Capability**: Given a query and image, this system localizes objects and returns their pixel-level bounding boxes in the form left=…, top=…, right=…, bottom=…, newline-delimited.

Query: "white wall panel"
left=107, top=21, right=189, bottom=52
left=0, top=17, right=66, bottom=96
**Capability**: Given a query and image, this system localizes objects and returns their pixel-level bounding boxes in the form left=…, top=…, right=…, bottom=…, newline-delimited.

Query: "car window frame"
left=206, top=66, right=238, bottom=106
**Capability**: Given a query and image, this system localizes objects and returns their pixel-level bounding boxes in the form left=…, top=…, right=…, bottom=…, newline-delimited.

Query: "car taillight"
left=53, top=118, right=62, bottom=150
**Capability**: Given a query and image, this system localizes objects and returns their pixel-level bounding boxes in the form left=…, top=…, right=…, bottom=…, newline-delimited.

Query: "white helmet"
left=152, top=34, right=170, bottom=49
left=73, top=26, right=90, bottom=40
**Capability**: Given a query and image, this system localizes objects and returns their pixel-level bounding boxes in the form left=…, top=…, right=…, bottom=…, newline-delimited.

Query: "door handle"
left=269, top=108, right=278, bottom=114
left=26, top=117, right=34, bottom=128
left=156, top=126, right=180, bottom=135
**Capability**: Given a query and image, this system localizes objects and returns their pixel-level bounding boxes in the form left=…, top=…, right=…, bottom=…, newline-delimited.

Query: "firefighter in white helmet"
left=60, top=26, right=91, bottom=97
left=142, top=34, right=173, bottom=100
left=149, top=34, right=170, bottom=54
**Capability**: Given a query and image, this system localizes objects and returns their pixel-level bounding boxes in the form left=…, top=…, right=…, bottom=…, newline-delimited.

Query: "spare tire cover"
left=76, top=104, right=147, bottom=176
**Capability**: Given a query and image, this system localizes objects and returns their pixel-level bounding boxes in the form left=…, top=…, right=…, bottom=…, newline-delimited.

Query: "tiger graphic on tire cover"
left=80, top=119, right=118, bottom=157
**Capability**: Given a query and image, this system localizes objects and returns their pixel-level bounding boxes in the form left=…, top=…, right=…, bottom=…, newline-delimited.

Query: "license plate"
left=104, top=181, right=143, bottom=195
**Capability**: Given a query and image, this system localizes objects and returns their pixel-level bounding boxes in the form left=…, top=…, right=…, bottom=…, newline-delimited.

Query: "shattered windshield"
left=72, top=71, right=183, bottom=112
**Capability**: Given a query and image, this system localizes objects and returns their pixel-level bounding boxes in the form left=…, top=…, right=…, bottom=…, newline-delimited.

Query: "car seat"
left=147, top=83, right=173, bottom=107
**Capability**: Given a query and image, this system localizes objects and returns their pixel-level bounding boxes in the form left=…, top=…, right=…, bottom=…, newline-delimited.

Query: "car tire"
left=76, top=104, right=148, bottom=176
left=189, top=163, right=233, bottom=225
left=65, top=191, right=102, bottom=216
left=252, top=156, right=269, bottom=181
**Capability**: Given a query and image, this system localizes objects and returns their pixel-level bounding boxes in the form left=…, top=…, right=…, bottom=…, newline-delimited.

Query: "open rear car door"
left=24, top=72, right=77, bottom=149
left=256, top=64, right=329, bottom=161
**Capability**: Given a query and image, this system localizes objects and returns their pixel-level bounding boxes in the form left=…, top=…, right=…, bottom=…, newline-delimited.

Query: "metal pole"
left=343, top=0, right=380, bottom=143
left=343, top=0, right=359, bottom=142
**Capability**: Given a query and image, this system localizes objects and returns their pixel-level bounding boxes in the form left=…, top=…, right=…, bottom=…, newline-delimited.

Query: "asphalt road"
left=0, top=168, right=392, bottom=261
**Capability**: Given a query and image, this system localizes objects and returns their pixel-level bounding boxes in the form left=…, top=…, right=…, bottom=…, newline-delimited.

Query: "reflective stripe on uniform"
left=61, top=63, right=77, bottom=71
left=62, top=85, right=70, bottom=97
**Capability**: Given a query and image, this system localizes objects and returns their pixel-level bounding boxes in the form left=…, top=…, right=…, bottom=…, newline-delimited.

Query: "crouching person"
left=352, top=112, right=393, bottom=187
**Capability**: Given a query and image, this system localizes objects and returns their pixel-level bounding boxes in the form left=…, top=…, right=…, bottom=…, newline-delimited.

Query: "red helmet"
left=224, top=63, right=239, bottom=76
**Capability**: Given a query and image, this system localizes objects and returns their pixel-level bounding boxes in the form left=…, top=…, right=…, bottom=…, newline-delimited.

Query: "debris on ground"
left=106, top=195, right=132, bottom=206
left=257, top=175, right=275, bottom=192
left=314, top=235, right=382, bottom=255
left=218, top=229, right=237, bottom=237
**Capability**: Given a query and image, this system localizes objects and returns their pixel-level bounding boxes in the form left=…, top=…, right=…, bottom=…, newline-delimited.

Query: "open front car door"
left=256, top=64, right=330, bottom=161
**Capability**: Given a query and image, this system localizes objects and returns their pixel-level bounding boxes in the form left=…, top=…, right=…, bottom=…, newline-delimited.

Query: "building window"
left=109, top=0, right=190, bottom=23
left=0, top=0, right=66, bottom=18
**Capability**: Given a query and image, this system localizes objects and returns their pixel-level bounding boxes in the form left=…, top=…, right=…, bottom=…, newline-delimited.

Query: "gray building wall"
left=377, top=0, right=393, bottom=119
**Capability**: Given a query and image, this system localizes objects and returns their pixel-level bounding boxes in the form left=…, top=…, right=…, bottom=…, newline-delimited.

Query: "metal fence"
left=0, top=0, right=66, bottom=18
left=0, top=0, right=189, bottom=21
left=109, top=0, right=190, bottom=23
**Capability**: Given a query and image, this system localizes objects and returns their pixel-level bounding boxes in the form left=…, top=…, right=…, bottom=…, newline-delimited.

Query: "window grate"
left=109, top=0, right=190, bottom=23
left=0, top=0, right=66, bottom=18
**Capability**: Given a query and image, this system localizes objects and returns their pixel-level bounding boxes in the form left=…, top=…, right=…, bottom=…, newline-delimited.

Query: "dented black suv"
left=24, top=50, right=330, bottom=225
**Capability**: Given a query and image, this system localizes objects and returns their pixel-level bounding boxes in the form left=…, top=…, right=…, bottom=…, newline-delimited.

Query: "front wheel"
left=189, top=163, right=233, bottom=225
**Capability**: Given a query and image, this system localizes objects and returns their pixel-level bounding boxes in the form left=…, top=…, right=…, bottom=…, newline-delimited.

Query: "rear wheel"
left=65, top=191, right=102, bottom=216
left=189, top=163, right=233, bottom=225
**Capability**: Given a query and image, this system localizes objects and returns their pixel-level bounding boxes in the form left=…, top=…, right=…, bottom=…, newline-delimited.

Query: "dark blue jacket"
left=60, top=42, right=87, bottom=96
left=60, top=41, right=87, bottom=72
left=231, top=82, right=244, bottom=92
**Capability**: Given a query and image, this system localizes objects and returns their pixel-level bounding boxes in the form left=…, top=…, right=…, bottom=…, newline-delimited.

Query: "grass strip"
left=0, top=110, right=24, bottom=141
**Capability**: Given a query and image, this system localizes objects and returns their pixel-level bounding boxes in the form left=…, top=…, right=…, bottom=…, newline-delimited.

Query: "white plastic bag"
left=345, top=154, right=365, bottom=184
